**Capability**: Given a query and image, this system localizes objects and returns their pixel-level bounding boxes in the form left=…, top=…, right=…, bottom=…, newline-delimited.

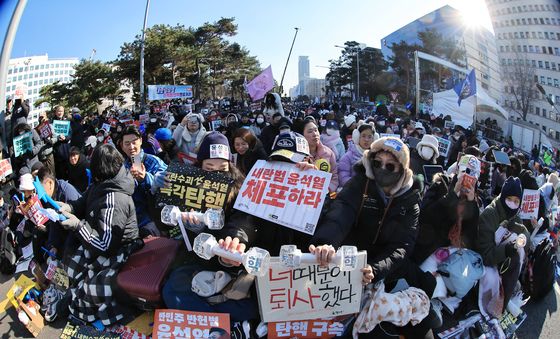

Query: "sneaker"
left=426, top=298, right=443, bottom=329
left=43, top=286, right=65, bottom=322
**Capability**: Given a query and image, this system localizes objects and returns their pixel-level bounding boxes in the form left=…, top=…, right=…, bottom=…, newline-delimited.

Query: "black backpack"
left=522, top=238, right=557, bottom=300
left=0, top=227, right=17, bottom=275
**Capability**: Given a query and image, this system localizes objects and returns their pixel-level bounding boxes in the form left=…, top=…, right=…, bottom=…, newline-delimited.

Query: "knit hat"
left=269, top=132, right=310, bottom=163
left=19, top=173, right=35, bottom=191
left=363, top=137, right=413, bottom=196
left=519, top=169, right=539, bottom=190
left=154, top=128, right=173, bottom=142
left=197, top=132, right=231, bottom=162
left=344, top=114, right=356, bottom=128
left=85, top=136, right=97, bottom=148
left=547, top=172, right=559, bottom=190
left=499, top=176, right=523, bottom=215
left=457, top=155, right=481, bottom=179
left=416, top=134, right=439, bottom=162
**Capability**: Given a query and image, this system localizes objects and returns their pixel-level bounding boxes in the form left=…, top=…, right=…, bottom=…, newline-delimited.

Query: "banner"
left=19, top=195, right=49, bottom=229
left=53, top=120, right=71, bottom=137
left=153, top=309, right=230, bottom=339
left=379, top=133, right=400, bottom=139
left=256, top=254, right=366, bottom=322
left=0, top=159, right=12, bottom=179
left=148, top=85, right=193, bottom=100
left=268, top=319, right=346, bottom=339
left=436, top=136, right=451, bottom=158
left=519, top=189, right=540, bottom=220
left=157, top=162, right=234, bottom=212
left=13, top=132, right=33, bottom=157
left=234, top=160, right=331, bottom=235
left=245, top=65, right=275, bottom=101
left=35, top=121, right=52, bottom=139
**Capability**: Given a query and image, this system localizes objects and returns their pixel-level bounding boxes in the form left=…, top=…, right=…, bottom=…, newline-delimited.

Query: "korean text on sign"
left=52, top=120, right=71, bottom=137
left=13, top=132, right=33, bottom=157
left=157, top=162, right=233, bottom=212
left=256, top=254, right=366, bottom=322
left=519, top=189, right=540, bottom=220
left=234, top=160, right=331, bottom=235
left=0, top=159, right=13, bottom=179
left=436, top=137, right=451, bottom=158
left=153, top=309, right=230, bottom=339
left=268, top=320, right=345, bottom=339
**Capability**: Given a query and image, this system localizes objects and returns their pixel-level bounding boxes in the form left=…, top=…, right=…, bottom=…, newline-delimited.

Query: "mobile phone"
left=11, top=193, right=23, bottom=206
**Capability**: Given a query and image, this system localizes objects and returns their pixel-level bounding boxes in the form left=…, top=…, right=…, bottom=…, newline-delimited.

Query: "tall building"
left=485, top=0, right=560, bottom=143
left=298, top=56, right=310, bottom=96
left=381, top=5, right=503, bottom=103
left=5, top=54, right=79, bottom=124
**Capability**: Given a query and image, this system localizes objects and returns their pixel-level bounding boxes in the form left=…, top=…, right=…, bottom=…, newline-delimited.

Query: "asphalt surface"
left=1, top=273, right=559, bottom=338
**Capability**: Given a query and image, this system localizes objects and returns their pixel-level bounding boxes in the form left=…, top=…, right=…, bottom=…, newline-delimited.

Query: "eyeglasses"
left=372, top=159, right=399, bottom=172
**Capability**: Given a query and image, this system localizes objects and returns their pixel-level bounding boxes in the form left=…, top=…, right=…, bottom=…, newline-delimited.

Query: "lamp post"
left=279, top=27, right=300, bottom=96
left=139, top=0, right=151, bottom=113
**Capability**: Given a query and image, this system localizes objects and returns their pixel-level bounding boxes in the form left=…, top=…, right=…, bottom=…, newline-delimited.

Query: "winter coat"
left=320, top=132, right=345, bottom=162
left=310, top=142, right=339, bottom=192
left=68, top=155, right=90, bottom=193
left=409, top=150, right=432, bottom=177
left=338, top=143, right=363, bottom=187
left=311, top=164, right=421, bottom=283
left=54, top=179, right=82, bottom=203
left=476, top=196, right=529, bottom=267
left=234, top=140, right=268, bottom=176
left=70, top=167, right=139, bottom=257
left=70, top=120, right=85, bottom=148
left=412, top=174, right=479, bottom=263
left=259, top=124, right=280, bottom=155
left=172, top=124, right=207, bottom=159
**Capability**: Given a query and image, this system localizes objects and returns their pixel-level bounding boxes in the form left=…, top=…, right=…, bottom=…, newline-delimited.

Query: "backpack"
left=437, top=248, right=485, bottom=298
left=522, top=238, right=557, bottom=300
left=0, top=227, right=17, bottom=275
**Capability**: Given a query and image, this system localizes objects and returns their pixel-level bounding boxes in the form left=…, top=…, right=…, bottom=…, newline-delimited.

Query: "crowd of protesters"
left=0, top=92, right=559, bottom=338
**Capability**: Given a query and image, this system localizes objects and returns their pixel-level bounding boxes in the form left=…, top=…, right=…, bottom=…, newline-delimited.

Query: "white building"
left=486, top=0, right=560, bottom=143
left=5, top=54, right=79, bottom=123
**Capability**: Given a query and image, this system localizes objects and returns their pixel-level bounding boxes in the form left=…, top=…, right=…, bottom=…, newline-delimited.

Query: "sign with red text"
left=519, top=189, right=540, bottom=220
left=19, top=195, right=49, bottom=229
left=36, top=121, right=53, bottom=139
left=234, top=160, right=331, bottom=235
left=268, top=319, right=346, bottom=339
left=256, top=254, right=366, bottom=322
left=0, top=159, right=12, bottom=179
left=153, top=309, right=229, bottom=339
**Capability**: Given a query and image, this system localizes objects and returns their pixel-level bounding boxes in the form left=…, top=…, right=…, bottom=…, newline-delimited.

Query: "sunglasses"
left=372, top=159, right=399, bottom=172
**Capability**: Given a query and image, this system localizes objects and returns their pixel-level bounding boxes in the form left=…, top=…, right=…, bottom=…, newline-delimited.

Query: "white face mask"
left=256, top=118, right=264, bottom=124
left=420, top=147, right=434, bottom=161
left=97, top=136, right=104, bottom=142
left=505, top=200, right=520, bottom=210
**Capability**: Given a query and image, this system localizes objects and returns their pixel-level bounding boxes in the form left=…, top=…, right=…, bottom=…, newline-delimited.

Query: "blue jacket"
left=124, top=150, right=168, bottom=227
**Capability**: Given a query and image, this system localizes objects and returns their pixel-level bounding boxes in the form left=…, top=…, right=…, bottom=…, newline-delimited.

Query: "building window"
left=540, top=18, right=545, bottom=24
left=546, top=61, right=550, bottom=69
left=33, top=80, right=37, bottom=86
left=536, top=107, right=541, bottom=115
left=543, top=46, right=547, bottom=53
left=539, top=61, right=544, bottom=68
left=548, top=77, right=553, bottom=86
left=541, top=76, right=546, bottom=84
left=553, top=63, right=557, bottom=71
left=545, top=32, right=549, bottom=39
left=545, top=18, right=550, bottom=25
left=542, top=125, right=547, bottom=132
left=555, top=79, right=559, bottom=87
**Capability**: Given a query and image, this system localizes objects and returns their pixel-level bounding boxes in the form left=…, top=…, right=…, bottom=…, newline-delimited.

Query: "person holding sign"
left=12, top=123, right=44, bottom=176
left=300, top=119, right=339, bottom=192
left=162, top=132, right=260, bottom=326
left=172, top=113, right=207, bottom=164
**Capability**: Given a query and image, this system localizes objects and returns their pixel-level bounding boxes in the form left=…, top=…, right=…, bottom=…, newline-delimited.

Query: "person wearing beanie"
left=409, top=134, right=440, bottom=176
left=320, top=120, right=345, bottom=162
left=172, top=112, right=207, bottom=164
left=477, top=176, right=529, bottom=313
left=340, top=114, right=357, bottom=149
left=337, top=121, right=377, bottom=186
left=154, top=128, right=179, bottom=164
left=162, top=131, right=260, bottom=324
left=311, top=137, right=438, bottom=337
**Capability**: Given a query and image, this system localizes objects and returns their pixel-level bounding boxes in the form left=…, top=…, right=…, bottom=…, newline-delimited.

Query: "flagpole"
left=279, top=27, right=299, bottom=96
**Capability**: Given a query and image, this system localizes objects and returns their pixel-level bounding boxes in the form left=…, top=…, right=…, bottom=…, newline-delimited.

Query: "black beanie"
left=499, top=176, right=522, bottom=217
left=196, top=132, right=231, bottom=162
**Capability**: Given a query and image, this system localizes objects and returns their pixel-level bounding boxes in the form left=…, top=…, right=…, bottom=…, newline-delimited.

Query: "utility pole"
left=279, top=27, right=299, bottom=96
left=139, top=0, right=151, bottom=113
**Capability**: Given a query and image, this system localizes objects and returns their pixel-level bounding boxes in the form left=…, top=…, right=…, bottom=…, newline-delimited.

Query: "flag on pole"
left=245, top=66, right=275, bottom=101
left=454, top=69, right=477, bottom=106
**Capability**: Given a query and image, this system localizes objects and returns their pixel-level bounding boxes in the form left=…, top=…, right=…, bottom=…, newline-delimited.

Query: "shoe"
left=43, top=286, right=65, bottom=322
left=426, top=298, right=443, bottom=329
left=231, top=321, right=251, bottom=339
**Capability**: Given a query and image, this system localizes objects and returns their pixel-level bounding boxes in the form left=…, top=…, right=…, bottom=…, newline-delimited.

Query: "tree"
left=502, top=44, right=537, bottom=121
left=389, top=41, right=421, bottom=102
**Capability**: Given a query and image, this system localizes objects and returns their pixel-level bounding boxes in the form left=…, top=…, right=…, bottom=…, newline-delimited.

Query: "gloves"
left=60, top=211, right=81, bottom=231
left=57, top=201, right=73, bottom=213
left=150, top=171, right=168, bottom=194
left=504, top=242, right=517, bottom=258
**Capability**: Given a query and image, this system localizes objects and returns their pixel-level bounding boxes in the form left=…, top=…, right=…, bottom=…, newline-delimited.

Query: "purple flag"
left=245, top=66, right=275, bottom=101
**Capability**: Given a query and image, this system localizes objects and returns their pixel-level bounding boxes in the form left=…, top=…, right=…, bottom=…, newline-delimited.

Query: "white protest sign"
left=256, top=253, right=366, bottom=322
left=147, top=85, right=193, bottom=100
left=519, top=189, right=540, bottom=220
left=436, top=136, right=451, bottom=158
left=444, top=121, right=455, bottom=129
left=234, top=160, right=331, bottom=235
left=380, top=133, right=400, bottom=139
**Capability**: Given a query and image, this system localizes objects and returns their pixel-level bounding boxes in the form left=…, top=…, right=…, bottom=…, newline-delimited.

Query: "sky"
left=9, top=0, right=493, bottom=94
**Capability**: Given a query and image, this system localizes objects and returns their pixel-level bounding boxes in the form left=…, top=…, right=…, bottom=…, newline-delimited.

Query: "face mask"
left=97, top=136, right=104, bottom=142
left=505, top=200, right=520, bottom=210
left=372, top=166, right=402, bottom=188
left=420, top=147, right=434, bottom=161
left=256, top=118, right=264, bottom=124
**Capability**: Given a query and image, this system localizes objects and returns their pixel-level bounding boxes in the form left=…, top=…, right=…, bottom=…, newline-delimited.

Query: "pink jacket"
left=310, top=142, right=339, bottom=192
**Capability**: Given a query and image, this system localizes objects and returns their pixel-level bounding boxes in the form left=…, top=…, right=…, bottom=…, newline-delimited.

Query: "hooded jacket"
left=337, top=143, right=363, bottom=187
left=311, top=163, right=420, bottom=283
left=476, top=196, right=529, bottom=267
left=172, top=123, right=207, bottom=158
left=70, top=167, right=139, bottom=257
left=320, top=131, right=345, bottom=162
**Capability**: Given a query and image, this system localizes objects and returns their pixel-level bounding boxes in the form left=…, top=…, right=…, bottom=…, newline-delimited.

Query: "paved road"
left=1, top=273, right=559, bottom=338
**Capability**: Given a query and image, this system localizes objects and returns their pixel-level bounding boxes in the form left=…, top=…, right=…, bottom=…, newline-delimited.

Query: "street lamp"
left=139, top=0, right=151, bottom=113
left=335, top=43, right=366, bottom=102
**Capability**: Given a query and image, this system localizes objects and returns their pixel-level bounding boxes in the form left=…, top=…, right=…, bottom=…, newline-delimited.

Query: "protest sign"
left=268, top=319, right=346, bottom=339
left=234, top=160, right=331, bottom=235
left=19, top=195, right=49, bottom=228
left=52, top=120, right=71, bottom=137
left=250, top=102, right=262, bottom=112
left=380, top=133, right=400, bottom=139
left=0, top=159, right=13, bottom=179
left=35, top=121, right=52, bottom=139
left=139, top=114, right=149, bottom=125
left=256, top=253, right=366, bottom=322
left=444, top=120, right=455, bottom=129
left=101, top=123, right=112, bottom=132
left=210, top=119, right=223, bottom=131
left=519, top=189, right=540, bottom=220
left=436, top=136, right=451, bottom=158
left=153, top=309, right=230, bottom=339
left=148, top=85, right=193, bottom=100
left=13, top=132, right=33, bottom=157
left=157, top=162, right=234, bottom=212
